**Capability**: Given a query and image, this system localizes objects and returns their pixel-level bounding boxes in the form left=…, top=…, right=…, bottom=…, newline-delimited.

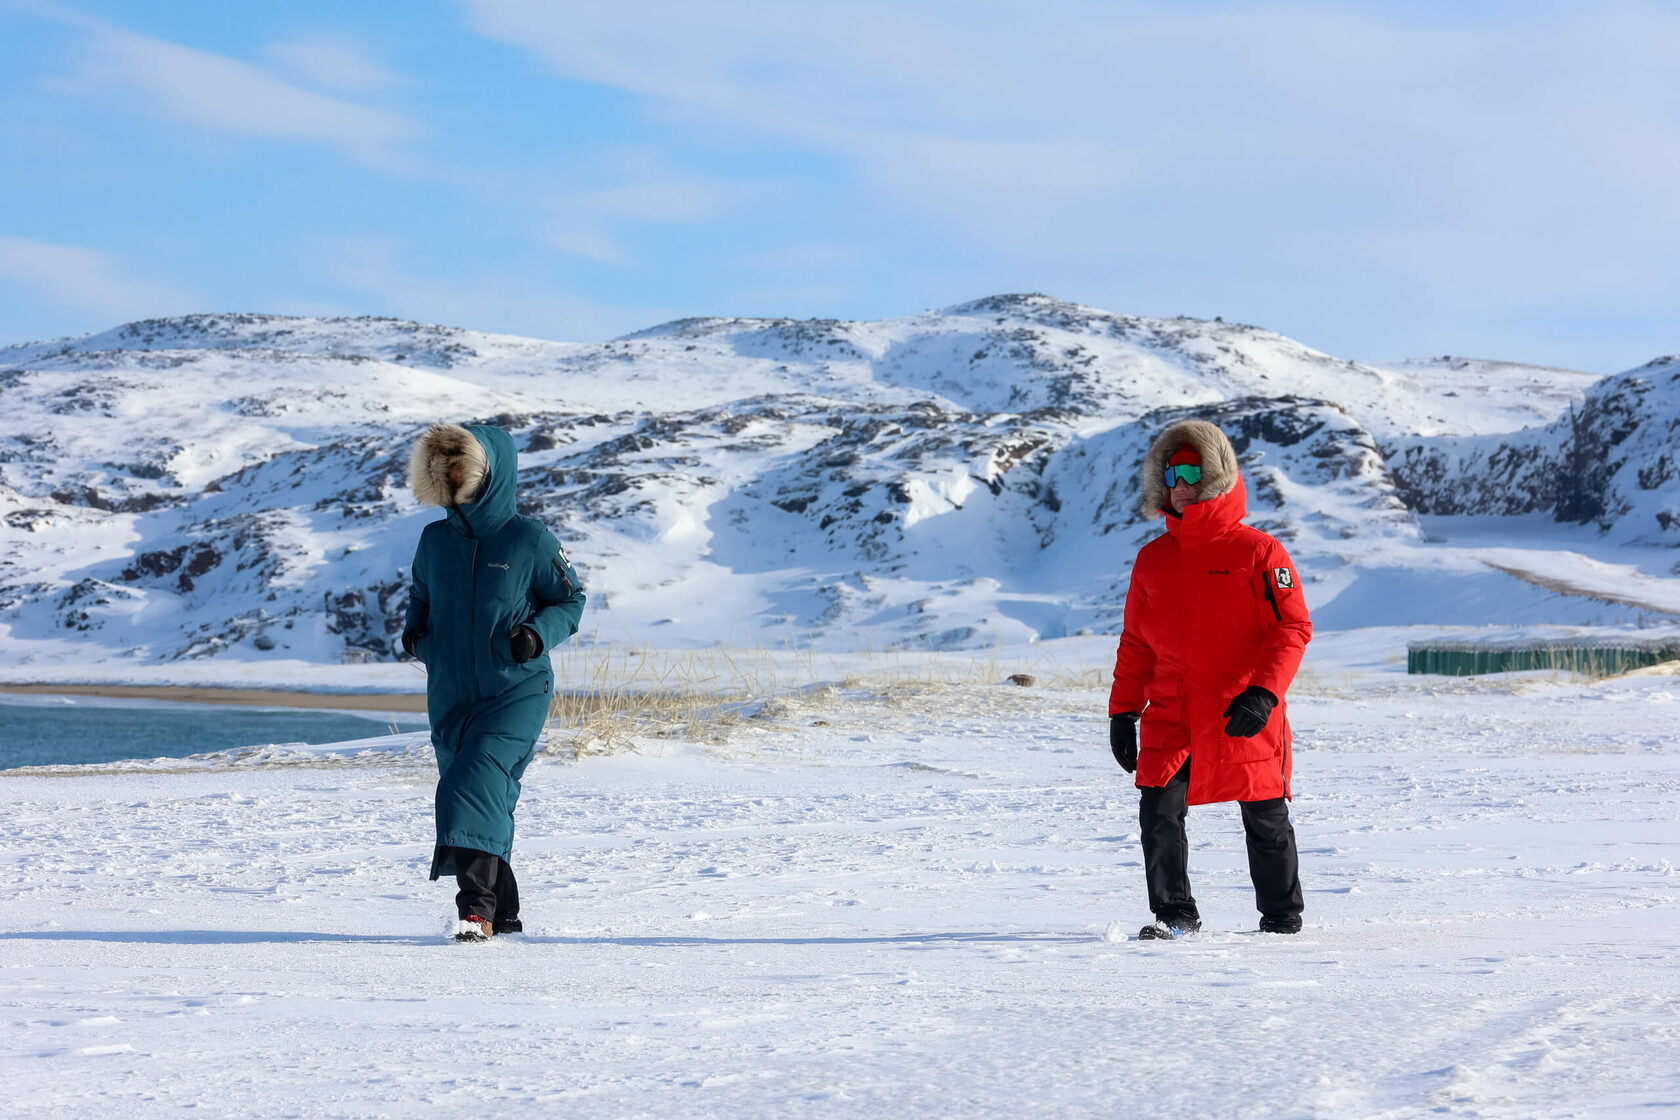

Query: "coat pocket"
left=493, top=604, right=534, bottom=667
left=1218, top=727, right=1281, bottom=765
left=1139, top=701, right=1189, bottom=753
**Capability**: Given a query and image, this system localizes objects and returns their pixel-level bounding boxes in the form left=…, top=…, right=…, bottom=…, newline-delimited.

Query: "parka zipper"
left=468, top=540, right=480, bottom=695
left=1261, top=568, right=1282, bottom=622
left=450, top=503, right=482, bottom=699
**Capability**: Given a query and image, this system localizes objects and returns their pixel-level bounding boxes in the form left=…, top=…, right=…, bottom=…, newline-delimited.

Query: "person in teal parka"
left=401, top=422, right=585, bottom=941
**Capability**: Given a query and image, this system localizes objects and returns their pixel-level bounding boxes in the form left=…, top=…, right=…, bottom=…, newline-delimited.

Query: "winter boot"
left=492, top=916, right=523, bottom=935
left=453, top=915, right=494, bottom=942
left=1258, top=915, right=1302, bottom=934
left=1138, top=915, right=1202, bottom=940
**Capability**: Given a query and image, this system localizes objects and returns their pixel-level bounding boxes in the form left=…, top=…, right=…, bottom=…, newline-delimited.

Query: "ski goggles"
left=1163, top=463, right=1203, bottom=488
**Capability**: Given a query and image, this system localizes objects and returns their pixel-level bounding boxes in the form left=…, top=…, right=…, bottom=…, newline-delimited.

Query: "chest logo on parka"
left=1273, top=567, right=1295, bottom=589
left=487, top=562, right=510, bottom=571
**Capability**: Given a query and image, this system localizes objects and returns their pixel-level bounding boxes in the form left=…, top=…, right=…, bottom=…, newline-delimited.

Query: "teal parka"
left=402, top=424, right=585, bottom=874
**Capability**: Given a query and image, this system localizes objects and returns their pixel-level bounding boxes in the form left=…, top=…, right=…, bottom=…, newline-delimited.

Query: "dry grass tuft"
left=542, top=645, right=786, bottom=759
left=537, top=640, right=1113, bottom=758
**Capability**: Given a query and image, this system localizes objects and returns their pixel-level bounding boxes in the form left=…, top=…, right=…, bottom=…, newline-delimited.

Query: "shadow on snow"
left=1, top=929, right=1094, bottom=947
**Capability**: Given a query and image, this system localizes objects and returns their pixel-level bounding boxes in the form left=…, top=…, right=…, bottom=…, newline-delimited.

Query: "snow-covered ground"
left=5, top=633, right=1677, bottom=1118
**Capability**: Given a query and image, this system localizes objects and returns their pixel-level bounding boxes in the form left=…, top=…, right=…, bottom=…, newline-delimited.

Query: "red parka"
left=1109, top=436, right=1312, bottom=805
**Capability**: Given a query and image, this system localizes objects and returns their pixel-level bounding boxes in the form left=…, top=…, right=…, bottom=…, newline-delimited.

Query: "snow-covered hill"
left=2, top=294, right=1676, bottom=666
left=1387, top=355, right=1680, bottom=545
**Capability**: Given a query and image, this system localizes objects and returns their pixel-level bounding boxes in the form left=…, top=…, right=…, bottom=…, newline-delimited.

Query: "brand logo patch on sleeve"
left=1273, top=567, right=1295, bottom=589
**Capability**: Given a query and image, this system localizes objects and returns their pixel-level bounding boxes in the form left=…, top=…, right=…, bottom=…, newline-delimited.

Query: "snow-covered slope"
left=1387, top=356, right=1680, bottom=546
left=2, top=295, right=1676, bottom=666
left=1357, top=355, right=1605, bottom=438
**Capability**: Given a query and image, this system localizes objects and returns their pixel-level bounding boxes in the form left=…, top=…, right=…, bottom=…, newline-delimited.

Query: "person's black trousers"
left=1139, top=760, right=1199, bottom=923
left=441, top=845, right=519, bottom=926
left=1240, top=794, right=1303, bottom=924
left=1138, top=757, right=1302, bottom=924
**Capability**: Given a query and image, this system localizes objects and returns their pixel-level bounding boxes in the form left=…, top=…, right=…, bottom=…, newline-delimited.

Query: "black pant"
left=441, top=845, right=519, bottom=923
left=1138, top=757, right=1302, bottom=924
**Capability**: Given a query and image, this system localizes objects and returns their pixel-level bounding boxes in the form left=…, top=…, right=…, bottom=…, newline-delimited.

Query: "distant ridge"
left=0, top=296, right=1674, bottom=665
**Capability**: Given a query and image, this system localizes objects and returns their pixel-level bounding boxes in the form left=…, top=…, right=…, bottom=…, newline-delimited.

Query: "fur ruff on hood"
left=408, top=422, right=490, bottom=507
left=1140, top=419, right=1241, bottom=519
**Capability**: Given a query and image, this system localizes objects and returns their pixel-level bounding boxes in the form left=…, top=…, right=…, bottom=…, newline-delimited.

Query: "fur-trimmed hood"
left=1140, top=419, right=1241, bottom=519
left=409, top=422, right=490, bottom=508
left=408, top=422, right=520, bottom=538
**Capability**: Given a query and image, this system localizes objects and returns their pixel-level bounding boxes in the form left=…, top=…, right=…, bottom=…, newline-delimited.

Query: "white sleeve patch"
left=1273, top=567, right=1295, bottom=589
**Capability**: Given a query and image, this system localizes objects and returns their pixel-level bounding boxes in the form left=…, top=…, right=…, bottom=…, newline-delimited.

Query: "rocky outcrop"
left=1387, top=357, right=1680, bottom=545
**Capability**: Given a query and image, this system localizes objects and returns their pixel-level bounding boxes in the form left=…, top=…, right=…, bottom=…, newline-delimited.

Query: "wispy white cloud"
left=546, top=164, right=766, bottom=265
left=577, top=180, right=739, bottom=224
left=546, top=228, right=629, bottom=267
left=36, top=5, right=423, bottom=166
left=0, top=237, right=195, bottom=321
left=323, top=236, right=674, bottom=341
left=743, top=243, right=859, bottom=272
left=460, top=1, right=1680, bottom=230
left=458, top=0, right=1680, bottom=359
left=264, top=33, right=410, bottom=94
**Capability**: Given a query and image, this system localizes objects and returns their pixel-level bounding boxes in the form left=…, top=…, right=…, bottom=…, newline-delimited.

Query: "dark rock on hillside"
left=1387, top=357, right=1680, bottom=545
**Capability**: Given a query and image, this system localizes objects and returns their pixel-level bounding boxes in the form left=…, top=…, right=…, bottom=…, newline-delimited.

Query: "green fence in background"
left=1407, top=641, right=1680, bottom=678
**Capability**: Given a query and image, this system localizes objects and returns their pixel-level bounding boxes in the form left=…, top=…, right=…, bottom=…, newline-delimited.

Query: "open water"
left=0, top=695, right=428, bottom=769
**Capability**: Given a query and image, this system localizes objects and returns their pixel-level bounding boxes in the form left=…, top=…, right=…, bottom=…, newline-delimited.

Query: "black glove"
left=399, top=629, right=425, bottom=660
left=1223, top=685, right=1278, bottom=738
left=1110, top=713, right=1139, bottom=773
left=510, top=625, right=543, bottom=663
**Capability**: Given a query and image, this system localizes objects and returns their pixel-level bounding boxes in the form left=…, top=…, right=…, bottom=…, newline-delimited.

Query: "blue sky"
left=1, top=0, right=1676, bottom=371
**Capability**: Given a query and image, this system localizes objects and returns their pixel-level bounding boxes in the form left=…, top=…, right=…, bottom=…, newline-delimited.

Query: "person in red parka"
left=1108, top=419, right=1313, bottom=938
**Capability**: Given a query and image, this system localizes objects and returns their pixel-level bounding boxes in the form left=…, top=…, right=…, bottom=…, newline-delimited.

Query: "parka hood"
left=408, top=422, right=517, bottom=537
left=1140, top=419, right=1242, bottom=520
left=410, top=423, right=488, bottom=507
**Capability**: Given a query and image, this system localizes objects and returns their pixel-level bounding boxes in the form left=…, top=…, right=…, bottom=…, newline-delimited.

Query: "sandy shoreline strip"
left=0, top=684, right=426, bottom=712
